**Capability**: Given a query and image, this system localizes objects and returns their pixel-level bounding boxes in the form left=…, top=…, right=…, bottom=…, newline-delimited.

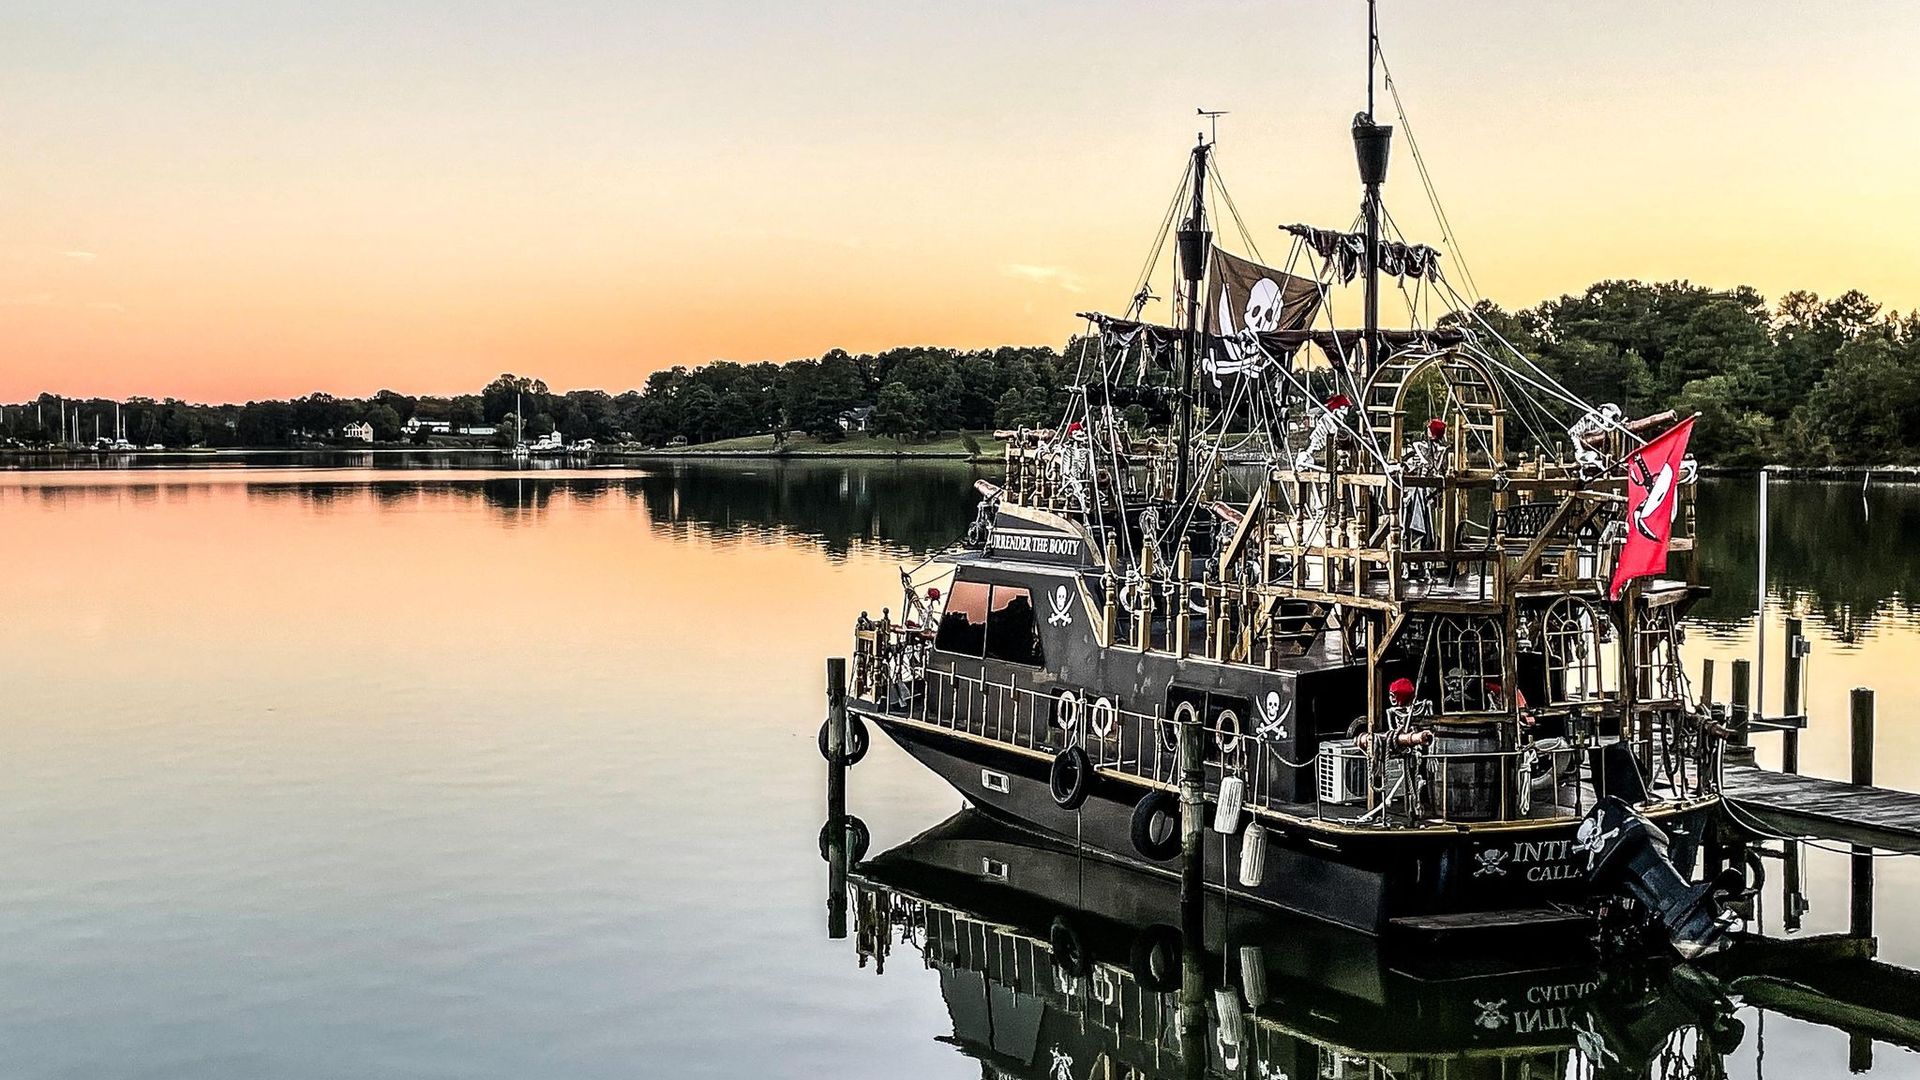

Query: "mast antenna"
left=1196, top=108, right=1229, bottom=146
left=1366, top=0, right=1377, bottom=118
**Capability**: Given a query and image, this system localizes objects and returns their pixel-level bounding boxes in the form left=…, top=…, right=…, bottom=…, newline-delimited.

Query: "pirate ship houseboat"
left=839, top=11, right=1734, bottom=954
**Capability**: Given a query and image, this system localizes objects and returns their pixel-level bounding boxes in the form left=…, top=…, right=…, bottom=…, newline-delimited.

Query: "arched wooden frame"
left=1542, top=597, right=1608, bottom=705
left=1362, top=347, right=1507, bottom=468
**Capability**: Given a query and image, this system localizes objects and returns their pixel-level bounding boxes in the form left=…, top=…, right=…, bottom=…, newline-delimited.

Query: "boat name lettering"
left=994, top=531, right=1083, bottom=558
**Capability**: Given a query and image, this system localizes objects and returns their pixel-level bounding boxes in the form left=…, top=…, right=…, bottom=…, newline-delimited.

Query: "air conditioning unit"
left=1318, top=740, right=1366, bottom=805
left=1318, top=739, right=1401, bottom=806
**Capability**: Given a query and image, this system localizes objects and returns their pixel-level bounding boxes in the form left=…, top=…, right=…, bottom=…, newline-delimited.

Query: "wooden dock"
left=1723, top=765, right=1920, bottom=855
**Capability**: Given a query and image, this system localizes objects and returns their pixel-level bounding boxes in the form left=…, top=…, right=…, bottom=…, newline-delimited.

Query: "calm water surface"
left=1, top=461, right=1917, bottom=1077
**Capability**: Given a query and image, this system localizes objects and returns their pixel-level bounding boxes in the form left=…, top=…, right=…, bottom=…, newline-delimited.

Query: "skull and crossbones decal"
left=1047, top=584, right=1073, bottom=627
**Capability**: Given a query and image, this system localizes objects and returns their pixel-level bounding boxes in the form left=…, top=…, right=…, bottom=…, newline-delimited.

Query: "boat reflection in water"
left=834, top=811, right=1742, bottom=1080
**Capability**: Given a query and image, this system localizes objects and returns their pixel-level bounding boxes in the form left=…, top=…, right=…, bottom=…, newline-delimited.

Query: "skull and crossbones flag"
left=1203, top=246, right=1321, bottom=397
left=1608, top=416, right=1695, bottom=599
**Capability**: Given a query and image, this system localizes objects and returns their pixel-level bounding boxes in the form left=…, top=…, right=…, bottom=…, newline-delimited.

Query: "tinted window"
left=935, top=580, right=990, bottom=656
left=985, top=586, right=1045, bottom=667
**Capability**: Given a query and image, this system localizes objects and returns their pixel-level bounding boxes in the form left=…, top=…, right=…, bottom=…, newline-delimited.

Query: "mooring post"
left=826, top=657, right=849, bottom=940
left=1782, top=615, right=1805, bottom=775
left=1850, top=687, right=1875, bottom=944
left=1728, top=658, right=1753, bottom=766
left=1177, top=715, right=1207, bottom=1080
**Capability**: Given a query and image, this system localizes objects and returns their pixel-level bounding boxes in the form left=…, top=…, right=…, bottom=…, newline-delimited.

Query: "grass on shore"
left=629, top=431, right=1004, bottom=459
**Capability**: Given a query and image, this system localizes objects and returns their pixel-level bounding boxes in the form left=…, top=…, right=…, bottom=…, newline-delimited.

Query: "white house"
left=403, top=417, right=454, bottom=435
left=342, top=421, right=375, bottom=443
left=838, top=406, right=875, bottom=433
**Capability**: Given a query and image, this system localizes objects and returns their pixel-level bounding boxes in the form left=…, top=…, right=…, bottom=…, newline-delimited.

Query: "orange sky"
left=4, top=2, right=1917, bottom=403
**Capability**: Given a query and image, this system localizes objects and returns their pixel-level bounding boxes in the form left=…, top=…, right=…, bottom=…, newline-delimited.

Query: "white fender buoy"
left=1212, top=775, right=1246, bottom=834
left=1214, top=987, right=1245, bottom=1065
left=1238, top=821, right=1267, bottom=887
left=1238, top=945, right=1268, bottom=1008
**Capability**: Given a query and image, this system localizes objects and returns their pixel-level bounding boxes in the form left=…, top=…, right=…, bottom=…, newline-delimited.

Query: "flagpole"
left=1756, top=468, right=1769, bottom=727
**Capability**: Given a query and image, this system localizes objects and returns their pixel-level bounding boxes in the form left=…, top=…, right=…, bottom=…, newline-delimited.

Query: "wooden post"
left=1178, top=710, right=1206, bottom=910
left=1700, top=657, right=1715, bottom=710
left=1728, top=659, right=1753, bottom=767
left=1174, top=544, right=1192, bottom=659
left=825, top=657, right=850, bottom=940
left=1782, top=615, right=1805, bottom=775
left=1176, top=709, right=1207, bottom=1080
left=1851, top=686, right=1875, bottom=788
left=1851, top=687, right=1875, bottom=943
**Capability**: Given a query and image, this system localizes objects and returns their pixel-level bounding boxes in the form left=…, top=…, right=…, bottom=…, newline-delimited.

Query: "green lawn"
left=642, top=432, right=1004, bottom=459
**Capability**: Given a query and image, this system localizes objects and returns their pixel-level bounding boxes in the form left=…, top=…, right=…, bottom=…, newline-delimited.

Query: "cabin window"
left=935, top=580, right=990, bottom=656
left=985, top=585, right=1046, bottom=666
left=1543, top=598, right=1607, bottom=705
left=1432, top=616, right=1504, bottom=714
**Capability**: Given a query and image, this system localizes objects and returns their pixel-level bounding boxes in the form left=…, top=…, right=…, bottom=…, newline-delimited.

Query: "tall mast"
left=1353, top=0, right=1392, bottom=376
left=1174, top=135, right=1211, bottom=504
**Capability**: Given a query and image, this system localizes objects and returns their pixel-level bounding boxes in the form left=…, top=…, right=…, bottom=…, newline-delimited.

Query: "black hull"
left=847, top=810, right=1744, bottom=1077
left=865, top=708, right=1715, bottom=937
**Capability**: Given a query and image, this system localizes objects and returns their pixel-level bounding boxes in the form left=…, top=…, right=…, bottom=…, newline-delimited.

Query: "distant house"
left=403, top=417, right=453, bottom=435
left=838, top=406, right=875, bottom=433
left=342, top=421, right=375, bottom=443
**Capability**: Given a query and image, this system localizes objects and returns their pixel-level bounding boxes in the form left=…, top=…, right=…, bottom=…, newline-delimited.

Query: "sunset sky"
left=4, top=1, right=1916, bottom=403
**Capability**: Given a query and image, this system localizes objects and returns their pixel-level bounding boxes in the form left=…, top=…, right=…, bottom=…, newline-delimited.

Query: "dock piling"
left=1782, top=615, right=1806, bottom=775
left=826, top=657, right=850, bottom=940
left=1850, top=688, right=1876, bottom=944
left=1729, top=659, right=1754, bottom=766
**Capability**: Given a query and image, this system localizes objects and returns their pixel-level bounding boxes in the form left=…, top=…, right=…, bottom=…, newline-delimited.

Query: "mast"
left=1352, top=0, right=1392, bottom=375
left=1174, top=136, right=1211, bottom=504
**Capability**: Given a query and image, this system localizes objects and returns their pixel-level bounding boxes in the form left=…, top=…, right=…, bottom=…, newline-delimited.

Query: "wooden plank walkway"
left=1723, top=766, right=1920, bottom=855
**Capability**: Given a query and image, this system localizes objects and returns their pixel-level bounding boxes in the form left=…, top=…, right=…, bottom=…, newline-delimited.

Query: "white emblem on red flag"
left=1609, top=417, right=1695, bottom=599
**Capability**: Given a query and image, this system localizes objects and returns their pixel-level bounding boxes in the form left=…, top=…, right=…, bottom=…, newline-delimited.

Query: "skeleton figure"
left=1048, top=1047, right=1076, bottom=1080
left=1569, top=403, right=1622, bottom=481
left=1293, top=396, right=1352, bottom=471
left=1401, top=418, right=1451, bottom=558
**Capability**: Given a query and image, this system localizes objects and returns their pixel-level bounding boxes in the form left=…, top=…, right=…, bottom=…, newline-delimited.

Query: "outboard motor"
left=1580, top=797, right=1738, bottom=959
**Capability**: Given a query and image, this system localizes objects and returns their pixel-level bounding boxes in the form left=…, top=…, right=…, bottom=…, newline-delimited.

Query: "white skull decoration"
left=1244, top=277, right=1285, bottom=334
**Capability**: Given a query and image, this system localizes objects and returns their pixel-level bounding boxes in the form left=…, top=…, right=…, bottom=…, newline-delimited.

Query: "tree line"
left=3, top=279, right=1915, bottom=463
left=1463, top=281, right=1920, bottom=465
left=0, top=346, right=1070, bottom=451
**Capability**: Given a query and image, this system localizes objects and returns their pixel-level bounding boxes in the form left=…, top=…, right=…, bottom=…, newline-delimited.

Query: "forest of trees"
left=3, top=279, right=1917, bottom=464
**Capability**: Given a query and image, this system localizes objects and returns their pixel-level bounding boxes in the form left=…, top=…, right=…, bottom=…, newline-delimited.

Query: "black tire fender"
left=1049, top=746, right=1093, bottom=811
left=1130, top=790, right=1182, bottom=861
left=818, top=815, right=871, bottom=864
left=1049, top=916, right=1090, bottom=976
left=817, top=715, right=870, bottom=766
left=1129, top=924, right=1182, bottom=991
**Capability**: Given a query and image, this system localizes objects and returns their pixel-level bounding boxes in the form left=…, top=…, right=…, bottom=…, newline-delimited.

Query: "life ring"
left=1118, top=576, right=1152, bottom=615
left=1214, top=708, right=1242, bottom=755
left=1089, top=696, right=1118, bottom=740
left=1185, top=583, right=1208, bottom=614
left=1130, top=790, right=1182, bottom=861
left=817, top=815, right=871, bottom=864
left=1054, top=689, right=1083, bottom=733
left=816, top=715, right=870, bottom=766
left=1049, top=916, right=1091, bottom=976
left=1050, top=746, right=1092, bottom=811
left=1161, top=700, right=1199, bottom=753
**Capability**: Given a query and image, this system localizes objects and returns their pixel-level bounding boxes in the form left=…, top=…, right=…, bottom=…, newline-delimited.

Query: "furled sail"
left=1283, top=224, right=1443, bottom=284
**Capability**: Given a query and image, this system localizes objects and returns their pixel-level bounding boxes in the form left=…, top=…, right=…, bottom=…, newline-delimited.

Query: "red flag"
left=1610, top=417, right=1695, bottom=599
